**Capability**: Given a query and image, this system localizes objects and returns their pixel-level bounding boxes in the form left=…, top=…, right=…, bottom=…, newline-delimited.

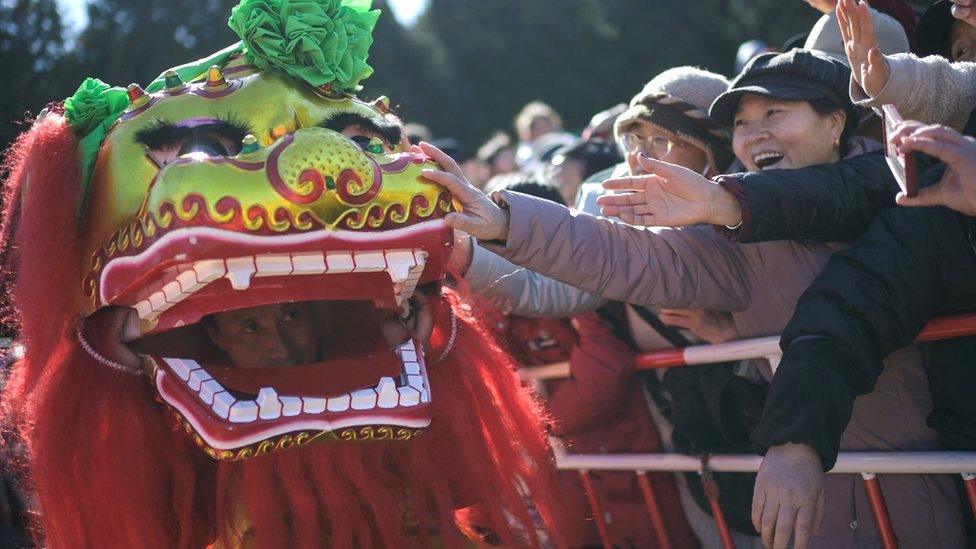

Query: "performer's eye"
left=177, top=135, right=238, bottom=157
left=135, top=118, right=250, bottom=166
left=347, top=134, right=386, bottom=154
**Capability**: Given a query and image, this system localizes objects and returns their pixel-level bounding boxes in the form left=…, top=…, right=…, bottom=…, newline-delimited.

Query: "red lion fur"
left=1, top=116, right=567, bottom=548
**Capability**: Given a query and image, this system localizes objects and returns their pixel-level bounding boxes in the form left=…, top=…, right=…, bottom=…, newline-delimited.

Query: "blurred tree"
left=0, top=0, right=68, bottom=147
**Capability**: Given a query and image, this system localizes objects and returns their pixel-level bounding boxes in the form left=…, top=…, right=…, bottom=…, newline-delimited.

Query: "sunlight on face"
left=731, top=95, right=845, bottom=172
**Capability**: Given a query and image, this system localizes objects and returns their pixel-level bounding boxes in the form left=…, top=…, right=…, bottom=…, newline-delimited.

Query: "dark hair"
left=485, top=172, right=565, bottom=206
left=552, top=139, right=623, bottom=180
left=808, top=97, right=856, bottom=158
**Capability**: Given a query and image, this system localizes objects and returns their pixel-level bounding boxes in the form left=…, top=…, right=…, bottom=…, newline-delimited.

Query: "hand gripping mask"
left=71, top=0, right=453, bottom=460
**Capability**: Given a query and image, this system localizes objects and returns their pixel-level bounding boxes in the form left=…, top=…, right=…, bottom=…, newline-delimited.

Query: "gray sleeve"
left=850, top=54, right=976, bottom=131
left=465, top=244, right=606, bottom=317
left=481, top=191, right=754, bottom=312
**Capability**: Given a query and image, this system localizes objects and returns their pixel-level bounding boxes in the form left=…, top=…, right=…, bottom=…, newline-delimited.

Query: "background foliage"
left=0, top=0, right=941, bottom=151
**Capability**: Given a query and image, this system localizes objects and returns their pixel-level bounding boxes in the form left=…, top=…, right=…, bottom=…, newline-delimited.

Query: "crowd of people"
left=404, top=0, right=976, bottom=547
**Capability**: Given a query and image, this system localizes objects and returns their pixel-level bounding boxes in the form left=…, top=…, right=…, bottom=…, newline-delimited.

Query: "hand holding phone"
left=881, top=104, right=919, bottom=198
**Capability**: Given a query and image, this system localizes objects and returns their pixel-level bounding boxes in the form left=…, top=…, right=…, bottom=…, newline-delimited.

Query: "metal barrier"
left=527, top=313, right=976, bottom=549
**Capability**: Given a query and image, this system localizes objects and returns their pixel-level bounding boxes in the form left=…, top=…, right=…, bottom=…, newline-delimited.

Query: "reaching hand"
left=893, top=123, right=976, bottom=216
left=951, top=0, right=976, bottom=29
left=658, top=309, right=738, bottom=344
left=753, top=443, right=826, bottom=549
left=596, top=155, right=742, bottom=227
left=837, top=0, right=891, bottom=98
left=418, top=141, right=511, bottom=242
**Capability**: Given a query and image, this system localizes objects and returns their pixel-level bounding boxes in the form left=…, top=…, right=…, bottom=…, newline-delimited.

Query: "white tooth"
left=176, top=269, right=206, bottom=293
left=256, top=387, right=282, bottom=420
left=134, top=300, right=153, bottom=320
left=407, top=375, right=425, bottom=390
left=193, top=259, right=226, bottom=283
left=163, top=357, right=197, bottom=381
left=162, top=280, right=185, bottom=304
left=420, top=388, right=430, bottom=403
left=353, top=251, right=386, bottom=272
left=401, top=350, right=417, bottom=362
left=213, top=392, right=236, bottom=419
left=198, top=379, right=224, bottom=405
left=279, top=396, right=303, bottom=417
left=398, top=386, right=421, bottom=406
left=302, top=397, right=327, bottom=414
left=327, top=394, right=351, bottom=412
left=376, top=377, right=399, bottom=409
left=350, top=388, right=377, bottom=410
left=400, top=340, right=415, bottom=352
left=188, top=368, right=213, bottom=391
left=254, top=254, right=293, bottom=277
left=148, top=291, right=173, bottom=313
left=325, top=252, right=354, bottom=272
left=404, top=361, right=420, bottom=375
left=291, top=252, right=326, bottom=274
left=229, top=401, right=259, bottom=423
left=384, top=250, right=415, bottom=283
left=413, top=250, right=429, bottom=265
left=225, top=257, right=256, bottom=290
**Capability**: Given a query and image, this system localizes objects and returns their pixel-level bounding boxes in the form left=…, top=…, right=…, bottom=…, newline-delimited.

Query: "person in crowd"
left=546, top=139, right=622, bottom=206
left=736, top=40, right=778, bottom=74
left=456, top=65, right=771, bottom=549
left=477, top=132, right=519, bottom=181
left=801, top=0, right=917, bottom=48
left=917, top=0, right=976, bottom=60
left=514, top=101, right=574, bottom=168
left=427, top=49, right=967, bottom=549
left=842, top=0, right=976, bottom=132
left=470, top=174, right=698, bottom=548
left=582, top=103, right=627, bottom=141
left=403, top=122, right=433, bottom=146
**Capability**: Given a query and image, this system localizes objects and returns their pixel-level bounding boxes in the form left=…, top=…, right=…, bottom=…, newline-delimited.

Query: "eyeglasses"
left=617, top=132, right=689, bottom=159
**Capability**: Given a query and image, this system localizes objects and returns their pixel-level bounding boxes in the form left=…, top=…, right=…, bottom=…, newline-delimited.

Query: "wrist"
left=708, top=183, right=743, bottom=227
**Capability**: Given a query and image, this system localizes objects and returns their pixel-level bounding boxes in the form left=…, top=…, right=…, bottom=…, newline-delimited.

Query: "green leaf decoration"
left=228, top=0, right=380, bottom=92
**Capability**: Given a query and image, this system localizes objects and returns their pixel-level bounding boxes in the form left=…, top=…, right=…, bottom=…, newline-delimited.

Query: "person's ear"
left=829, top=110, right=847, bottom=145
left=204, top=320, right=225, bottom=350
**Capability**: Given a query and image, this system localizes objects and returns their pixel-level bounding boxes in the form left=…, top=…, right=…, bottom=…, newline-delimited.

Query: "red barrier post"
left=578, top=470, right=613, bottom=549
left=699, top=457, right=735, bottom=549
left=861, top=473, right=897, bottom=549
left=636, top=471, right=672, bottom=549
left=962, top=472, right=976, bottom=524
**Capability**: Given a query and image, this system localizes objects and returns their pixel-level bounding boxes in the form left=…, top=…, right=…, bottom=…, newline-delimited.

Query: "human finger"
left=760, top=497, right=780, bottom=548
left=636, top=154, right=692, bottom=179
left=953, top=0, right=974, bottom=7
left=847, top=0, right=862, bottom=44
left=596, top=191, right=650, bottom=207
left=418, top=141, right=465, bottom=179
left=772, top=504, right=798, bottom=549
left=793, top=504, right=815, bottom=549
left=952, top=3, right=973, bottom=20
left=858, top=0, right=877, bottom=48
left=421, top=169, right=484, bottom=204
left=836, top=0, right=852, bottom=43
left=904, top=124, right=972, bottom=147
left=599, top=203, right=654, bottom=220
left=602, top=175, right=656, bottom=192
left=613, top=210, right=652, bottom=227
left=752, top=483, right=767, bottom=531
left=895, top=184, right=946, bottom=208
left=900, top=135, right=970, bottom=165
left=813, top=490, right=826, bottom=535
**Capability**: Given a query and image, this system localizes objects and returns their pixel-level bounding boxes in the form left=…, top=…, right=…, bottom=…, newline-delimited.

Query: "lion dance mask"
left=0, top=1, right=565, bottom=546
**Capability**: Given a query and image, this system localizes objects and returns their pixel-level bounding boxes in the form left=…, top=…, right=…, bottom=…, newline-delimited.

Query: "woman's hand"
left=597, top=155, right=741, bottom=227
left=837, top=0, right=891, bottom=98
left=418, top=141, right=511, bottom=242
left=894, top=123, right=976, bottom=216
left=659, top=309, right=738, bottom=344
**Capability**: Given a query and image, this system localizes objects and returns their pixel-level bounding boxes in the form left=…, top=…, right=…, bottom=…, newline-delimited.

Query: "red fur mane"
left=1, top=117, right=566, bottom=548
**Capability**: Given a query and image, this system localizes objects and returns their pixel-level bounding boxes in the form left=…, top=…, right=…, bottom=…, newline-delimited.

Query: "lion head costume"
left=0, top=1, right=566, bottom=546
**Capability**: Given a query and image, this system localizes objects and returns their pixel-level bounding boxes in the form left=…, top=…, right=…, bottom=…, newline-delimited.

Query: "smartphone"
left=881, top=104, right=918, bottom=198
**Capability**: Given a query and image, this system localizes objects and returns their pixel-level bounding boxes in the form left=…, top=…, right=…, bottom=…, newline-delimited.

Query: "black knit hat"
left=915, top=0, right=954, bottom=58
left=709, top=49, right=854, bottom=128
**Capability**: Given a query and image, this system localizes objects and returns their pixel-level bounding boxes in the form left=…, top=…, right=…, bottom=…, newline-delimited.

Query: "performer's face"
left=206, top=302, right=319, bottom=368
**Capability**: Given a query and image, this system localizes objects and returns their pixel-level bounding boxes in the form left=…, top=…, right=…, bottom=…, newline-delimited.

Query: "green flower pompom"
left=228, top=0, right=380, bottom=92
left=64, top=78, right=129, bottom=137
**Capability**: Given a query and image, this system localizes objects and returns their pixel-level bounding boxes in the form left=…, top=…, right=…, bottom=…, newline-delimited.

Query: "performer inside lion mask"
left=0, top=0, right=567, bottom=547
